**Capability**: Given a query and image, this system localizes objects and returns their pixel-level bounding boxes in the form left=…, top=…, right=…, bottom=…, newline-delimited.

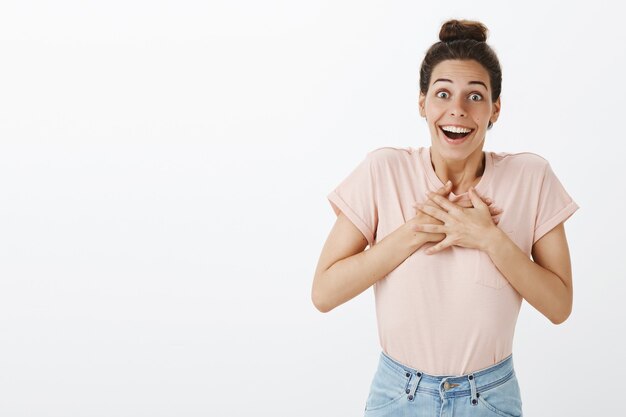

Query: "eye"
left=469, top=93, right=483, bottom=101
left=435, top=91, right=449, bottom=99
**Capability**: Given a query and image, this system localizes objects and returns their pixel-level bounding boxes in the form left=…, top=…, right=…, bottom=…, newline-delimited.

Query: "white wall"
left=0, top=1, right=622, bottom=416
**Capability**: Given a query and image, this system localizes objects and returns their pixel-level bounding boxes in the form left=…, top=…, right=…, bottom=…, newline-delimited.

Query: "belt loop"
left=468, top=374, right=478, bottom=406
left=407, top=370, right=423, bottom=401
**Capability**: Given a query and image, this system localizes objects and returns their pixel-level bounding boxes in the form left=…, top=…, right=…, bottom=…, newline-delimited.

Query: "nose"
left=449, top=96, right=467, bottom=117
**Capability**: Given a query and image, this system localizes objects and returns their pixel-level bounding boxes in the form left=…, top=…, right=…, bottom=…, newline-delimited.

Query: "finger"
left=462, top=200, right=493, bottom=208
left=422, top=198, right=437, bottom=207
left=468, top=187, right=487, bottom=209
left=435, top=180, right=452, bottom=196
left=416, top=203, right=451, bottom=223
left=427, top=193, right=462, bottom=214
left=413, top=223, right=446, bottom=234
left=469, top=187, right=493, bottom=205
left=459, top=197, right=492, bottom=209
left=413, top=201, right=424, bottom=211
left=416, top=197, right=443, bottom=210
left=425, top=237, right=453, bottom=255
left=414, top=201, right=445, bottom=218
left=456, top=199, right=473, bottom=208
left=423, top=189, right=493, bottom=210
left=413, top=186, right=449, bottom=210
left=488, top=205, right=503, bottom=216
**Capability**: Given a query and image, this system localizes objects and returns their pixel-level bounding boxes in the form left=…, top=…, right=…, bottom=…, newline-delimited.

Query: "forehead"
left=430, top=60, right=490, bottom=89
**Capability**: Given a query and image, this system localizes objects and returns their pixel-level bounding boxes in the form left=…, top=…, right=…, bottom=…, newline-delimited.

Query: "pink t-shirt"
left=327, top=146, right=579, bottom=376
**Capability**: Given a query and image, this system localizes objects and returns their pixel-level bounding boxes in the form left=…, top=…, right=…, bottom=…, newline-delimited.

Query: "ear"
left=418, top=92, right=426, bottom=117
left=490, top=96, right=501, bottom=124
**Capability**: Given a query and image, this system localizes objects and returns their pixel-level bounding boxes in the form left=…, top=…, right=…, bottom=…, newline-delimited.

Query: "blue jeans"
left=364, top=351, right=523, bottom=417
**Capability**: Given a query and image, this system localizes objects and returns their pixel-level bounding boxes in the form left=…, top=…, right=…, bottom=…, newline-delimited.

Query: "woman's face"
left=419, top=59, right=500, bottom=162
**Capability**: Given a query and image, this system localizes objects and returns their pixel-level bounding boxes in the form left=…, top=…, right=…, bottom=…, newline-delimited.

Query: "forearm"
left=483, top=227, right=571, bottom=324
left=316, top=226, right=430, bottom=313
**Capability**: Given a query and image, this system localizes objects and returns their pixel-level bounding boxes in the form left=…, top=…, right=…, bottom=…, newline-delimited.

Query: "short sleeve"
left=533, top=161, right=579, bottom=244
left=327, top=152, right=378, bottom=247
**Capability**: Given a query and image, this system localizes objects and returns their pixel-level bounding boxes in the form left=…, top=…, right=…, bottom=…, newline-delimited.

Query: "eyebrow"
left=433, top=78, right=488, bottom=90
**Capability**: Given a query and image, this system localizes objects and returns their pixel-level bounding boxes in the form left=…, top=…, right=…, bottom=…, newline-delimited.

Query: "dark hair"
left=419, top=19, right=502, bottom=129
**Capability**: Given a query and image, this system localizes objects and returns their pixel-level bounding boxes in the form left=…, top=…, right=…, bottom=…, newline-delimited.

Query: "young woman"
left=311, top=19, right=578, bottom=417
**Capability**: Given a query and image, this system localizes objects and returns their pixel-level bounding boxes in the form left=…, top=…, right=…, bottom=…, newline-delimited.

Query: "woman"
left=311, top=19, right=578, bottom=417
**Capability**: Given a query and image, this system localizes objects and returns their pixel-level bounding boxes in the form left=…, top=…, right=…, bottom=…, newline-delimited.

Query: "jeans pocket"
left=364, top=363, right=409, bottom=412
left=477, top=371, right=523, bottom=417
left=473, top=230, right=515, bottom=290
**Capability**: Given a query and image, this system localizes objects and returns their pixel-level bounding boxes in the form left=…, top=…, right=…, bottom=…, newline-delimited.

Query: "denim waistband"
left=379, top=350, right=516, bottom=399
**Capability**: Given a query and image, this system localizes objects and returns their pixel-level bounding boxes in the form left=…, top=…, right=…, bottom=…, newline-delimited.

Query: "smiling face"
left=419, top=59, right=501, bottom=162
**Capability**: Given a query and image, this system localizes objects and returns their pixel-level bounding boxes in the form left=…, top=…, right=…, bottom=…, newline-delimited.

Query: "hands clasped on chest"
left=410, top=181, right=503, bottom=255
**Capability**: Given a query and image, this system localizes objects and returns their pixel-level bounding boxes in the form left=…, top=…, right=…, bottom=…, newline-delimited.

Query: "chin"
left=433, top=133, right=484, bottom=160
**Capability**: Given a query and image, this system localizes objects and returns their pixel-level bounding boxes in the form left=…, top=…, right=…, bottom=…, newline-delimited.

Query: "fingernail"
left=446, top=180, right=452, bottom=186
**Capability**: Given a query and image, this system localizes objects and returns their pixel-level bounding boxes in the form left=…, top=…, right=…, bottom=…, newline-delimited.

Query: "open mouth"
left=439, top=126, right=473, bottom=140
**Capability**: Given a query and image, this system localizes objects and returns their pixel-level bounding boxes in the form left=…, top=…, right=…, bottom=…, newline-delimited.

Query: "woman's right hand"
left=409, top=181, right=503, bottom=243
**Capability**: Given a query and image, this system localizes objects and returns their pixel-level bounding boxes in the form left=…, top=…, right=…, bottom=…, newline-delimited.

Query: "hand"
left=410, top=182, right=503, bottom=243
left=422, top=192, right=502, bottom=224
left=408, top=181, right=452, bottom=243
left=414, top=186, right=501, bottom=254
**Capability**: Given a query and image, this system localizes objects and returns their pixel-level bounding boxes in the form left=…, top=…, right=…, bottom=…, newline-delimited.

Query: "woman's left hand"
left=414, top=187, right=500, bottom=255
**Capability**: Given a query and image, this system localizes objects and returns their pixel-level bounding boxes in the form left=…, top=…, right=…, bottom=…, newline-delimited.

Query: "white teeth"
left=441, top=126, right=472, bottom=133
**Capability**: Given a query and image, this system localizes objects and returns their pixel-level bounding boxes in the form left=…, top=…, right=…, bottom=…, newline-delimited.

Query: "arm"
left=484, top=222, right=573, bottom=324
left=313, top=182, right=499, bottom=313
left=311, top=212, right=431, bottom=313
left=415, top=188, right=574, bottom=324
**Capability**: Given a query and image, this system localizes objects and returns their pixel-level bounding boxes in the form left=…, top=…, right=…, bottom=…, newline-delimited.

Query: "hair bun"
left=439, top=19, right=488, bottom=43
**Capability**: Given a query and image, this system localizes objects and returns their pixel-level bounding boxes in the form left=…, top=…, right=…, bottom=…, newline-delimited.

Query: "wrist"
left=402, top=223, right=431, bottom=252
left=482, top=225, right=506, bottom=255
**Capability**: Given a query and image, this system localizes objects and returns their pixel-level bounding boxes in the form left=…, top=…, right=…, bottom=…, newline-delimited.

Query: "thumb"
left=468, top=187, right=487, bottom=208
left=437, top=180, right=452, bottom=195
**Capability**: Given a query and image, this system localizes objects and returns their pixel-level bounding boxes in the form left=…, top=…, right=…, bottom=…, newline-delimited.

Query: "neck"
left=429, top=148, right=485, bottom=194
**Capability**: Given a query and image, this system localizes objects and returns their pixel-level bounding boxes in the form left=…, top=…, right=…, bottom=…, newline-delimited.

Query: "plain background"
left=0, top=1, right=624, bottom=416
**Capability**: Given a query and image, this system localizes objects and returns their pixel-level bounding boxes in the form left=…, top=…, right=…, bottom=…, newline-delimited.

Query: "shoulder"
left=490, top=150, right=551, bottom=174
left=364, top=146, right=414, bottom=168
